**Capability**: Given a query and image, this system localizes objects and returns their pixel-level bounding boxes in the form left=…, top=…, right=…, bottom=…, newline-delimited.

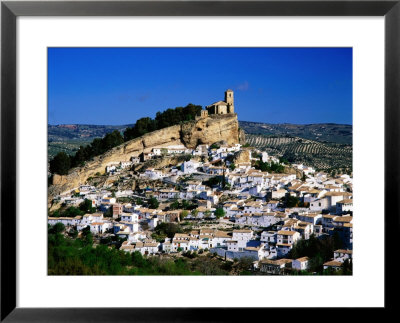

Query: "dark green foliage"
left=69, top=229, right=78, bottom=239
left=153, top=222, right=183, bottom=239
left=254, top=160, right=284, bottom=173
left=49, top=152, right=71, bottom=175
left=182, top=251, right=198, bottom=259
left=214, top=208, right=225, bottom=219
left=341, top=259, right=353, bottom=275
left=79, top=199, right=96, bottom=214
left=288, top=234, right=345, bottom=274
left=283, top=195, right=301, bottom=208
left=148, top=196, right=159, bottom=209
left=236, top=257, right=254, bottom=272
left=210, top=143, right=220, bottom=149
left=51, top=206, right=85, bottom=218
left=191, top=256, right=228, bottom=275
left=123, top=117, right=157, bottom=141
left=279, top=156, right=290, bottom=164
left=203, top=176, right=222, bottom=187
left=169, top=200, right=180, bottom=210
left=70, top=130, right=123, bottom=168
left=169, top=199, right=196, bottom=210
left=48, top=124, right=132, bottom=159
left=123, top=103, right=202, bottom=141
left=50, top=222, right=65, bottom=234
left=50, top=130, right=124, bottom=175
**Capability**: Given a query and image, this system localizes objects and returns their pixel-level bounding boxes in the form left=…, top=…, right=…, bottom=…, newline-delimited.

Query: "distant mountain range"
left=48, top=121, right=352, bottom=166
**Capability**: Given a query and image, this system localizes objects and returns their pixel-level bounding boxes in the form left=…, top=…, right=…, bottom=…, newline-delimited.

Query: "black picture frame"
left=1, top=0, right=397, bottom=321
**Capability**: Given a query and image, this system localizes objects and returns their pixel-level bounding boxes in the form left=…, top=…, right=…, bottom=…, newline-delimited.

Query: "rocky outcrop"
left=239, top=128, right=246, bottom=144
left=181, top=114, right=239, bottom=149
left=48, top=113, right=239, bottom=204
left=232, top=149, right=251, bottom=164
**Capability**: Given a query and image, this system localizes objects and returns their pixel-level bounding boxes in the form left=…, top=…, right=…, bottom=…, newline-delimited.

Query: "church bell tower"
left=225, top=89, right=234, bottom=113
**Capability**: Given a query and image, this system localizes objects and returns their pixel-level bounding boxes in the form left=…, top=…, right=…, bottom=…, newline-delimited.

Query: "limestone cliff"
left=48, top=113, right=239, bottom=203
left=238, top=128, right=246, bottom=144
left=232, top=149, right=251, bottom=165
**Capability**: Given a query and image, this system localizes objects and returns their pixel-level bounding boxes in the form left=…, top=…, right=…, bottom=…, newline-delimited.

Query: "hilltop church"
left=197, top=89, right=235, bottom=118
left=206, top=89, right=235, bottom=115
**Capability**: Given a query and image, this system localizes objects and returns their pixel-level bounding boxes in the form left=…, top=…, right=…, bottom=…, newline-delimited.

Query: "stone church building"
left=206, top=89, right=235, bottom=115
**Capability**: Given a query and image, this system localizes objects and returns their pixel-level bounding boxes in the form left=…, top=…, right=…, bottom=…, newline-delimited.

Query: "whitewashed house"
left=292, top=257, right=310, bottom=271
left=232, top=229, right=253, bottom=251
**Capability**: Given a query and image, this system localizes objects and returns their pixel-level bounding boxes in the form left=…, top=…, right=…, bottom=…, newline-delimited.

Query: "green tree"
left=204, top=210, right=212, bottom=218
left=180, top=210, right=189, bottom=221
left=51, top=222, right=65, bottom=234
left=49, top=152, right=71, bottom=175
left=154, top=222, right=183, bottom=239
left=69, top=229, right=78, bottom=239
left=63, top=206, right=85, bottom=217
left=79, top=199, right=96, bottom=214
left=148, top=196, right=159, bottom=209
left=169, top=200, right=180, bottom=210
left=204, top=176, right=221, bottom=187
left=285, top=195, right=300, bottom=207
left=214, top=208, right=225, bottom=219
left=132, top=251, right=147, bottom=268
left=342, top=259, right=352, bottom=275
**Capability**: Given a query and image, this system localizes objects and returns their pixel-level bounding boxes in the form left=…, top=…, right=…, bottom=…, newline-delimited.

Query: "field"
left=246, top=134, right=352, bottom=172
left=239, top=121, right=352, bottom=145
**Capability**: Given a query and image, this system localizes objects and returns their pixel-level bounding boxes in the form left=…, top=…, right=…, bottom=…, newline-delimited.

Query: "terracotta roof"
left=334, top=249, right=353, bottom=254
left=277, top=230, right=297, bottom=236
left=323, top=260, right=343, bottom=267
left=295, top=257, right=309, bottom=262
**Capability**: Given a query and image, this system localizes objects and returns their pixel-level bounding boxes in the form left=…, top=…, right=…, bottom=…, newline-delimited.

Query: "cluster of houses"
left=259, top=248, right=353, bottom=274
left=49, top=139, right=353, bottom=274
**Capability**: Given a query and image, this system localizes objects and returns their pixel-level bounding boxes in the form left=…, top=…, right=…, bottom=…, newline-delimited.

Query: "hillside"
left=239, top=121, right=352, bottom=145
left=48, top=124, right=133, bottom=158
left=246, top=133, right=352, bottom=171
left=49, top=121, right=352, bottom=159
left=48, top=113, right=239, bottom=203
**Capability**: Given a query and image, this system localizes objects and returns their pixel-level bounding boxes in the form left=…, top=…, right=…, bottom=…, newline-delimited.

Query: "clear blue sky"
left=48, top=47, right=352, bottom=125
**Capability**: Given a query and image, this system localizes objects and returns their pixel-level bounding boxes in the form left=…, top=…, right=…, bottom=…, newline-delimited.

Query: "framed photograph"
left=1, top=0, right=397, bottom=321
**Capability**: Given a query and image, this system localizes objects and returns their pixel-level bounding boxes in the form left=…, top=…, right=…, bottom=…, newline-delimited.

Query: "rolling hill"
left=239, top=121, right=352, bottom=145
left=245, top=133, right=352, bottom=172
left=48, top=124, right=133, bottom=158
left=48, top=121, right=353, bottom=172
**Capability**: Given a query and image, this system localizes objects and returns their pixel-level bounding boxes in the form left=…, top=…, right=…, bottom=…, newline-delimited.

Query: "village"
left=48, top=139, right=353, bottom=275
left=48, top=90, right=353, bottom=275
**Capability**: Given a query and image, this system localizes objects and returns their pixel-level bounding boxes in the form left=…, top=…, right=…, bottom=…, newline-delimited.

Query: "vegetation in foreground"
left=48, top=223, right=351, bottom=276
left=48, top=223, right=252, bottom=275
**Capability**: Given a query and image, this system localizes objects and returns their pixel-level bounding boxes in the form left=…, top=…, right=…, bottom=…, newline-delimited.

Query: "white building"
left=292, top=257, right=310, bottom=271
left=232, top=229, right=253, bottom=251
left=181, top=160, right=201, bottom=174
